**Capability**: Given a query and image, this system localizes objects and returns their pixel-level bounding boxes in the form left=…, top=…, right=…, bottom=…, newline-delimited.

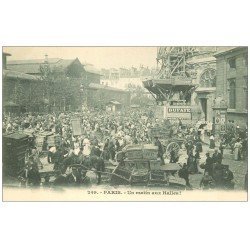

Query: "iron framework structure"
left=143, top=46, right=217, bottom=104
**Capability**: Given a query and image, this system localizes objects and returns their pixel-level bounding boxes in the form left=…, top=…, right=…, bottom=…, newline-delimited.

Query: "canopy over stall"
left=143, top=78, right=196, bottom=104
left=106, top=100, right=122, bottom=112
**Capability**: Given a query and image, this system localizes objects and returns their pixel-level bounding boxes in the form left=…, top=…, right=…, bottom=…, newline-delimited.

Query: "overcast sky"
left=3, top=47, right=158, bottom=69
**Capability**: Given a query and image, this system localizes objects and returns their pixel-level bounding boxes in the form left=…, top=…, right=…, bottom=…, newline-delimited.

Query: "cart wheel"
left=166, top=142, right=180, bottom=158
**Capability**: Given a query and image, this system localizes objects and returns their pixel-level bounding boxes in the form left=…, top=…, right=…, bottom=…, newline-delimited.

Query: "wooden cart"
left=150, top=126, right=185, bottom=159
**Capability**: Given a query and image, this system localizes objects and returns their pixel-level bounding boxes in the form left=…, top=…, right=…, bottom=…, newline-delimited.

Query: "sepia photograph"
left=2, top=46, right=248, bottom=201
left=1, top=2, right=250, bottom=250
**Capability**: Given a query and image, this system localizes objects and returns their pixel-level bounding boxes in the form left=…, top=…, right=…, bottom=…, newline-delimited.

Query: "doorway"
left=200, top=98, right=207, bottom=121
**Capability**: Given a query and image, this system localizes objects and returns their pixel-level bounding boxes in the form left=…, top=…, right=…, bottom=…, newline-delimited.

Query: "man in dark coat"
left=186, top=142, right=194, bottom=156
left=212, top=149, right=222, bottom=164
left=66, top=166, right=81, bottom=186
left=53, top=147, right=64, bottom=171
left=27, top=165, right=41, bottom=187
left=80, top=167, right=91, bottom=186
left=154, top=137, right=164, bottom=165
left=91, top=156, right=105, bottom=185
left=91, top=145, right=102, bottom=157
left=187, top=152, right=197, bottom=174
left=103, top=138, right=110, bottom=160
left=205, top=153, right=213, bottom=176
left=178, top=163, right=191, bottom=189
left=222, top=165, right=234, bottom=189
left=195, top=141, right=203, bottom=153
left=53, top=170, right=67, bottom=186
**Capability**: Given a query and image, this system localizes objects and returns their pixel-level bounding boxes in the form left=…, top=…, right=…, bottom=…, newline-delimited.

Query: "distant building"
left=214, top=46, right=248, bottom=127
left=8, top=57, right=79, bottom=76
left=7, top=57, right=101, bottom=83
left=87, top=83, right=130, bottom=109
left=101, top=66, right=156, bottom=81
left=144, top=46, right=239, bottom=124
left=5, top=57, right=102, bottom=112
left=83, top=64, right=102, bottom=84
left=2, top=52, right=40, bottom=114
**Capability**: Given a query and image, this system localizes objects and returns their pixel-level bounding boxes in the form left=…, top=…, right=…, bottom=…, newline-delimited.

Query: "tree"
left=39, top=64, right=81, bottom=112
left=10, top=79, right=44, bottom=112
left=126, top=83, right=154, bottom=106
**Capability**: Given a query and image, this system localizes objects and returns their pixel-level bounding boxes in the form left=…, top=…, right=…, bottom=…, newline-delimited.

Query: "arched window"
left=200, top=68, right=216, bottom=87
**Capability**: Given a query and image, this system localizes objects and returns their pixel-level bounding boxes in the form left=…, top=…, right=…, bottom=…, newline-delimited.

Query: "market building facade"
left=2, top=52, right=40, bottom=114
left=214, top=47, right=248, bottom=128
left=5, top=56, right=102, bottom=112
left=188, top=48, right=218, bottom=123
left=87, top=83, right=131, bottom=110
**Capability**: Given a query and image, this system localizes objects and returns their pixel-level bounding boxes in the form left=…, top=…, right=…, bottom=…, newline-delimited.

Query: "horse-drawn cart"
left=110, top=144, right=185, bottom=188
left=149, top=126, right=185, bottom=159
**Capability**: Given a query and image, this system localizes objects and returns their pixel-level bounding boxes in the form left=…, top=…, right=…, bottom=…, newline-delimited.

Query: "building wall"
left=101, top=77, right=143, bottom=90
left=2, top=78, right=37, bottom=113
left=87, top=88, right=130, bottom=109
left=215, top=47, right=248, bottom=127
left=192, top=61, right=217, bottom=123
left=84, top=71, right=100, bottom=84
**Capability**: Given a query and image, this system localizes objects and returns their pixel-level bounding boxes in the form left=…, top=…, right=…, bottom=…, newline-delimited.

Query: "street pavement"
left=39, top=139, right=247, bottom=190
left=183, top=142, right=247, bottom=190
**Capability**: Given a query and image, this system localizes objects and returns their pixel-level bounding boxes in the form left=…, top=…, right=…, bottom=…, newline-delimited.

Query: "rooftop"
left=88, top=83, right=129, bottom=92
left=187, top=56, right=216, bottom=64
left=7, top=58, right=80, bottom=74
left=7, top=58, right=61, bottom=65
left=3, top=69, right=39, bottom=81
left=3, top=52, right=11, bottom=56
left=83, top=64, right=101, bottom=75
left=213, top=46, right=248, bottom=57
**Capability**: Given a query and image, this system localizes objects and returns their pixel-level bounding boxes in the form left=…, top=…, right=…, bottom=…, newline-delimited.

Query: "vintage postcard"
left=2, top=46, right=248, bottom=201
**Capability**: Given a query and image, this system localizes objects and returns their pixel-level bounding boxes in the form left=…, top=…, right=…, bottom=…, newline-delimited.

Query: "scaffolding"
left=143, top=46, right=217, bottom=103
left=156, top=46, right=198, bottom=79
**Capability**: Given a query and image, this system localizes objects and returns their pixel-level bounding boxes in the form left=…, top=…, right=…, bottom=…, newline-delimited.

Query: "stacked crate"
left=125, top=144, right=160, bottom=185
left=150, top=127, right=171, bottom=139
left=3, top=133, right=29, bottom=176
left=111, top=144, right=165, bottom=186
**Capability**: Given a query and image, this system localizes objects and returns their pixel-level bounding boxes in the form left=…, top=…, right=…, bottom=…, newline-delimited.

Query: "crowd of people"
left=3, top=108, right=157, bottom=187
left=2, top=108, right=248, bottom=190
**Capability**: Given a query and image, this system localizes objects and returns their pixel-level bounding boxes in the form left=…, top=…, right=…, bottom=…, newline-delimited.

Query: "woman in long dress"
left=234, top=140, right=242, bottom=161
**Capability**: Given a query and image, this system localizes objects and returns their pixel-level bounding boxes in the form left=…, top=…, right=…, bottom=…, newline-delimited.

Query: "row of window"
left=228, top=54, right=248, bottom=69
left=228, top=77, right=248, bottom=110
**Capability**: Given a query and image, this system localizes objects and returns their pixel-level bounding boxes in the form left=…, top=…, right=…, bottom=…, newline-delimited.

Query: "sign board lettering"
left=165, top=105, right=192, bottom=120
left=168, top=108, right=191, bottom=113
